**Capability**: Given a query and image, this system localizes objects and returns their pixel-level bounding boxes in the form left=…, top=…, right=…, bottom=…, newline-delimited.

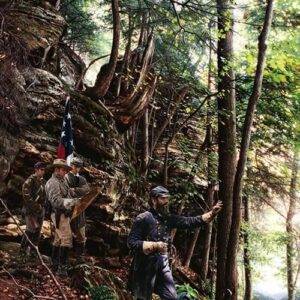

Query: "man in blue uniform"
left=127, top=186, right=223, bottom=300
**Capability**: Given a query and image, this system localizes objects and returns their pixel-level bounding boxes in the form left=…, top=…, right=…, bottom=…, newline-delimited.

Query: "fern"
left=87, top=285, right=118, bottom=300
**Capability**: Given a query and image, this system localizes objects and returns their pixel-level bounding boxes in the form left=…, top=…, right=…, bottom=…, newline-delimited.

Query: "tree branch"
left=75, top=53, right=110, bottom=90
left=0, top=198, right=68, bottom=300
left=1, top=267, right=56, bottom=300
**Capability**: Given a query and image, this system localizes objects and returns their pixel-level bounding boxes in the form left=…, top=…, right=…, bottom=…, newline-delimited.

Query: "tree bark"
left=116, top=13, right=134, bottom=96
left=200, top=24, right=215, bottom=279
left=163, top=138, right=172, bottom=186
left=226, top=1, right=274, bottom=298
left=85, top=0, right=120, bottom=100
left=243, top=196, right=252, bottom=300
left=130, top=13, right=147, bottom=69
left=215, top=0, right=237, bottom=298
left=183, top=226, right=201, bottom=268
left=170, top=199, right=186, bottom=241
left=199, top=184, right=214, bottom=278
left=286, top=150, right=299, bottom=300
left=111, top=34, right=156, bottom=127
left=141, top=108, right=149, bottom=176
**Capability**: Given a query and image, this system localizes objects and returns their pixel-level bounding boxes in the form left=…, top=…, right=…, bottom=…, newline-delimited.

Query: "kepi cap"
left=34, top=161, right=47, bottom=169
left=71, top=157, right=84, bottom=168
left=150, top=186, right=170, bottom=198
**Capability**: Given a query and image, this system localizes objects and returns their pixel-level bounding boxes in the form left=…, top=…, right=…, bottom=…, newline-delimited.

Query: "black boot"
left=29, top=231, right=40, bottom=260
left=51, top=246, right=60, bottom=272
left=19, top=231, right=33, bottom=258
left=75, top=242, right=86, bottom=265
left=58, top=247, right=69, bottom=277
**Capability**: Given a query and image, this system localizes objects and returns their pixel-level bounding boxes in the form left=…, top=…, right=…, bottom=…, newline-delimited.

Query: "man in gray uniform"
left=45, top=159, right=79, bottom=276
left=65, top=157, right=90, bottom=264
left=20, top=162, right=47, bottom=259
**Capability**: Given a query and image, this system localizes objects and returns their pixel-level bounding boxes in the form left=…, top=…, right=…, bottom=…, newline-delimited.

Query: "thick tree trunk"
left=286, top=150, right=299, bottom=300
left=85, top=0, right=120, bottom=100
left=215, top=0, right=237, bottom=298
left=243, top=196, right=252, bottom=300
left=226, top=1, right=274, bottom=298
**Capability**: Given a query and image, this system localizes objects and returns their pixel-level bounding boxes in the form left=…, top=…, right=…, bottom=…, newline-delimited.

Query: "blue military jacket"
left=127, top=208, right=204, bottom=299
left=128, top=208, right=204, bottom=253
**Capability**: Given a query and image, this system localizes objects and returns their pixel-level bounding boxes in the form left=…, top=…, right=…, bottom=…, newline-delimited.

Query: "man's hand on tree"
left=212, top=200, right=223, bottom=216
left=202, top=200, right=223, bottom=223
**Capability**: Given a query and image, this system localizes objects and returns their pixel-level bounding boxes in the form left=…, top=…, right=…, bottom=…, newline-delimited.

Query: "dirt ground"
left=0, top=264, right=89, bottom=300
left=0, top=243, right=132, bottom=300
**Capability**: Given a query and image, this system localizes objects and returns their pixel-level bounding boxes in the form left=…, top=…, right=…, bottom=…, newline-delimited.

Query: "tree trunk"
left=183, top=226, right=201, bottom=268
left=151, top=87, right=189, bottom=153
left=130, top=13, right=146, bottom=69
left=183, top=184, right=215, bottom=270
left=215, top=0, right=237, bottom=298
left=170, top=199, right=186, bottom=241
left=200, top=23, right=215, bottom=279
left=286, top=150, right=299, bottom=300
left=184, top=125, right=214, bottom=271
left=226, top=1, right=274, bottom=298
left=116, top=13, right=133, bottom=96
left=85, top=0, right=120, bottom=100
left=199, top=184, right=214, bottom=277
left=111, top=34, right=156, bottom=127
left=243, top=196, right=252, bottom=300
left=163, top=139, right=172, bottom=186
left=183, top=125, right=215, bottom=270
left=141, top=109, right=149, bottom=176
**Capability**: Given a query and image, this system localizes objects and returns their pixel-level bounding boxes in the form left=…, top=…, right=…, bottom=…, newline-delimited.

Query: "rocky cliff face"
left=0, top=0, right=145, bottom=258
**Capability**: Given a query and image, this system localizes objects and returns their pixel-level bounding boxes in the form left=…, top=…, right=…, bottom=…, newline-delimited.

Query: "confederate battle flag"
left=57, top=96, right=74, bottom=164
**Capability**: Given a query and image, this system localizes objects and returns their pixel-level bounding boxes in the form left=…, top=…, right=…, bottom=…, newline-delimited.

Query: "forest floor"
left=0, top=244, right=132, bottom=300
left=0, top=237, right=204, bottom=300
